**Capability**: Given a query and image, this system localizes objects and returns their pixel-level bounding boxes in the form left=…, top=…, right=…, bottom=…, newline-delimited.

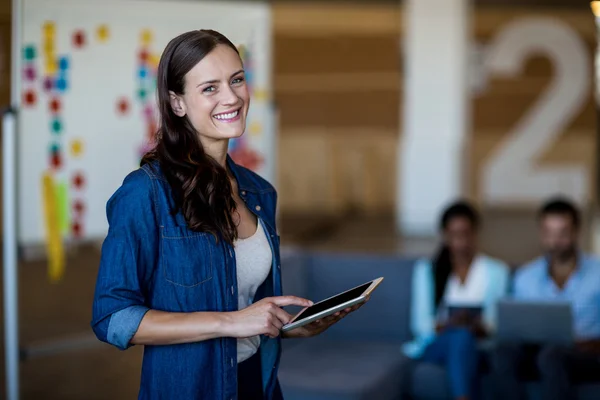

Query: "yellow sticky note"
left=141, top=29, right=153, bottom=45
left=45, top=59, right=57, bottom=75
left=42, top=172, right=65, bottom=282
left=97, top=24, right=110, bottom=42
left=149, top=53, right=160, bottom=69
left=43, top=21, right=56, bottom=39
left=249, top=122, right=262, bottom=136
left=70, top=139, right=84, bottom=157
left=43, top=39, right=54, bottom=56
left=253, top=89, right=268, bottom=101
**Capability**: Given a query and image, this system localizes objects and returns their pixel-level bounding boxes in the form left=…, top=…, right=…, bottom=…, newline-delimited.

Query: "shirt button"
left=241, top=191, right=246, bottom=196
left=277, top=265, right=281, bottom=269
left=255, top=205, right=261, bottom=211
left=231, top=286, right=234, bottom=295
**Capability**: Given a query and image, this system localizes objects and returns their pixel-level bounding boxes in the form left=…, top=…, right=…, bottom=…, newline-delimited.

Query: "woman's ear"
left=169, top=91, right=186, bottom=117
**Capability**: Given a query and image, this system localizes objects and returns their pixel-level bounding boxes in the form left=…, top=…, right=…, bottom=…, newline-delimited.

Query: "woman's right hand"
left=224, top=296, right=313, bottom=339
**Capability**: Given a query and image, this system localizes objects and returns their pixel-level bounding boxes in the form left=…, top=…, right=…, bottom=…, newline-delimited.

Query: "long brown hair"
left=141, top=29, right=241, bottom=244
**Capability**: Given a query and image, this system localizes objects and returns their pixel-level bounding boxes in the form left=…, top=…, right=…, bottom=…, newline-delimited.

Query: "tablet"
left=281, top=277, right=384, bottom=333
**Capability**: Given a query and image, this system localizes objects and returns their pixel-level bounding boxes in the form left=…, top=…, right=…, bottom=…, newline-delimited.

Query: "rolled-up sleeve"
left=91, top=169, right=158, bottom=350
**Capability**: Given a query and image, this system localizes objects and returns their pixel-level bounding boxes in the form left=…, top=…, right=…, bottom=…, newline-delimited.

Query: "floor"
left=0, top=208, right=594, bottom=399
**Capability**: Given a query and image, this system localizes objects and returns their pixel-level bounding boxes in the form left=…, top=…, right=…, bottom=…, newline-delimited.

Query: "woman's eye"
left=232, top=77, right=245, bottom=85
left=203, top=86, right=216, bottom=93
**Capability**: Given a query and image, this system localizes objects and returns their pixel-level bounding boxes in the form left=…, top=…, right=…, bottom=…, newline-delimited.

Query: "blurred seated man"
left=492, top=198, right=600, bottom=400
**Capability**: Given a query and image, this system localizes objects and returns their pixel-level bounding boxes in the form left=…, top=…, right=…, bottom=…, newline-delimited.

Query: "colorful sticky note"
left=253, top=89, right=268, bottom=101
left=58, top=56, right=69, bottom=70
left=70, top=139, right=83, bottom=157
left=43, top=77, right=53, bottom=92
left=96, top=24, right=110, bottom=42
left=43, top=38, right=54, bottom=56
left=55, top=77, right=68, bottom=92
left=49, top=97, right=61, bottom=113
left=42, top=21, right=56, bottom=36
left=249, top=122, right=262, bottom=136
left=137, top=88, right=147, bottom=101
left=116, top=97, right=130, bottom=115
left=139, top=49, right=149, bottom=63
left=72, top=30, right=86, bottom=48
left=50, top=152, right=62, bottom=169
left=72, top=221, right=83, bottom=238
left=42, top=21, right=56, bottom=39
left=42, top=172, right=65, bottom=282
left=149, top=53, right=160, bottom=69
left=72, top=199, right=85, bottom=216
left=23, top=45, right=36, bottom=61
left=143, top=104, right=154, bottom=119
left=141, top=29, right=153, bottom=45
left=23, top=65, right=36, bottom=81
left=56, top=181, right=69, bottom=234
left=23, top=90, right=37, bottom=107
left=51, top=118, right=62, bottom=133
left=49, top=142, right=60, bottom=154
left=45, top=59, right=57, bottom=75
left=72, top=172, right=85, bottom=190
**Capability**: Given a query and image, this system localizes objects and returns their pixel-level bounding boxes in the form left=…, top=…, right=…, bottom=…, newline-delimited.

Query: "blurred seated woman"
left=402, top=201, right=510, bottom=400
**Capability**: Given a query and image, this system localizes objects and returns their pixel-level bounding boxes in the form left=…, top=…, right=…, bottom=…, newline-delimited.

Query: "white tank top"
left=234, top=219, right=272, bottom=363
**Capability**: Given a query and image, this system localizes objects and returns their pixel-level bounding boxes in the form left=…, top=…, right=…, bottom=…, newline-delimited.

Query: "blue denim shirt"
left=91, top=156, right=283, bottom=400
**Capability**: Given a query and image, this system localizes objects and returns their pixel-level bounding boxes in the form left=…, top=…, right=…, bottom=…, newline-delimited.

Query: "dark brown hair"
left=141, top=29, right=241, bottom=244
left=537, top=196, right=580, bottom=229
left=433, top=200, right=480, bottom=308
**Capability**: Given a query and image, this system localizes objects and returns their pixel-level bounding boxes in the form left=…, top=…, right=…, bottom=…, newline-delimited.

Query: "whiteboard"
left=18, top=0, right=273, bottom=246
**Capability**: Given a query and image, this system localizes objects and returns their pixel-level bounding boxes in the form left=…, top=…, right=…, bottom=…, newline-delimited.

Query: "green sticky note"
left=56, top=181, right=69, bottom=234
left=49, top=142, right=60, bottom=154
left=23, top=45, right=36, bottom=61
left=51, top=118, right=62, bottom=134
left=137, top=88, right=147, bottom=100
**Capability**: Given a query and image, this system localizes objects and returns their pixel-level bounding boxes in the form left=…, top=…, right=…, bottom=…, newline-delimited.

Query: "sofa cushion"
left=279, top=338, right=410, bottom=400
left=577, top=384, right=600, bottom=400
left=304, top=252, right=416, bottom=343
left=525, top=383, right=600, bottom=400
left=408, top=362, right=452, bottom=400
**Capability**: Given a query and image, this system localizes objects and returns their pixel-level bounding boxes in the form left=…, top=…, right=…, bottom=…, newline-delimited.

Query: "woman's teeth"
left=214, top=110, right=239, bottom=120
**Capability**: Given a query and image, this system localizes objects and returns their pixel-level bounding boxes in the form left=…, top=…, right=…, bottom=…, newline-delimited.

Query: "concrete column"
left=397, top=0, right=471, bottom=236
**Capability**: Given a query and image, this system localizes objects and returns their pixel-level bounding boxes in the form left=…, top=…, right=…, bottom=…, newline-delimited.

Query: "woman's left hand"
left=282, top=298, right=368, bottom=339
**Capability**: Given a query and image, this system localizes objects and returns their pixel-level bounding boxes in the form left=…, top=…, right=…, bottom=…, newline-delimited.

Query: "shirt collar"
left=543, top=251, right=587, bottom=280
left=226, top=154, right=259, bottom=194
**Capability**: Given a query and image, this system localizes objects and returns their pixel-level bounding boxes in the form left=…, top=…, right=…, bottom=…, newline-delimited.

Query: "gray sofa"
left=277, top=249, right=600, bottom=400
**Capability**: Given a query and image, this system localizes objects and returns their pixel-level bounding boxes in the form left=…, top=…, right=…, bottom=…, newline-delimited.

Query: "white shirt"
left=443, top=255, right=489, bottom=307
left=234, top=219, right=272, bottom=363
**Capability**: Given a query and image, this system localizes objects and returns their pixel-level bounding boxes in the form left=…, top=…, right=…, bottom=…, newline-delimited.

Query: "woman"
left=402, top=201, right=510, bottom=400
left=91, top=29, right=360, bottom=400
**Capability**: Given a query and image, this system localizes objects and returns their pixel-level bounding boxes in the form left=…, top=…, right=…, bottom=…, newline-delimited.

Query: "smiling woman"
left=90, top=29, right=361, bottom=400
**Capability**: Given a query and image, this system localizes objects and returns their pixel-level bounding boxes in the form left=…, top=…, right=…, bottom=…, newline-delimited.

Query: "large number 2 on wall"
left=480, top=18, right=590, bottom=206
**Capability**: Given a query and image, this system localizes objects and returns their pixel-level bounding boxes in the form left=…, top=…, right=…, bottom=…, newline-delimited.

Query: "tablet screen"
left=291, top=281, right=372, bottom=322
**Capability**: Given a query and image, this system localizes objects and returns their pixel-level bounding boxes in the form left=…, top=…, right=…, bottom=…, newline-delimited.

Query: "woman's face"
left=170, top=44, right=249, bottom=146
left=443, top=216, right=477, bottom=258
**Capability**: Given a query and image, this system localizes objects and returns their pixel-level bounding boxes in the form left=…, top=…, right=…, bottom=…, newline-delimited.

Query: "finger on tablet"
left=270, top=296, right=313, bottom=308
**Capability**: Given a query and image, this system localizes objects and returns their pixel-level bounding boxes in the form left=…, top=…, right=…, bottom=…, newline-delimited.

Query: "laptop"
left=496, top=299, right=574, bottom=345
